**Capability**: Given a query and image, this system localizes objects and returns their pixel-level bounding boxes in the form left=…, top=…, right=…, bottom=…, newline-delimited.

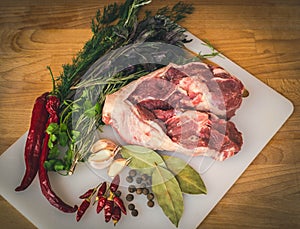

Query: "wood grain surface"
left=0, top=0, right=299, bottom=228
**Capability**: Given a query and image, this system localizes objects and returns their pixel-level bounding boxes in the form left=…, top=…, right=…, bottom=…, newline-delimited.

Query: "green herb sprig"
left=46, top=0, right=195, bottom=173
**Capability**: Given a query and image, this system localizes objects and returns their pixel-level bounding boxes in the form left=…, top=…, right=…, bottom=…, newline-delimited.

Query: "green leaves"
left=121, top=145, right=165, bottom=173
left=45, top=122, right=73, bottom=172
left=121, top=145, right=206, bottom=227
left=152, top=165, right=183, bottom=227
left=162, top=155, right=207, bottom=195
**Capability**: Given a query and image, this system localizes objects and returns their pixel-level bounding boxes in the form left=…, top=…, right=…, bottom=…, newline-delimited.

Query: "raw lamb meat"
left=102, top=62, right=245, bottom=161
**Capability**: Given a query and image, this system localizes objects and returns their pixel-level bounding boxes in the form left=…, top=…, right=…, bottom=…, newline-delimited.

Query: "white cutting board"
left=0, top=32, right=294, bottom=229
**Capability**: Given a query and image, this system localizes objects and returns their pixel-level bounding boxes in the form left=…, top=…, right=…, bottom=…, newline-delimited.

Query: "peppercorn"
left=147, top=193, right=154, bottom=200
left=146, top=179, right=152, bottom=186
left=126, top=194, right=134, bottom=202
left=126, top=176, right=133, bottom=183
left=131, top=209, right=138, bottom=217
left=136, top=188, right=143, bottom=195
left=128, top=185, right=136, bottom=193
left=142, top=188, right=149, bottom=195
left=141, top=174, right=148, bottom=181
left=129, top=169, right=137, bottom=177
left=147, top=200, right=154, bottom=208
left=128, top=203, right=135, bottom=211
left=114, top=190, right=122, bottom=197
left=136, top=177, right=142, bottom=184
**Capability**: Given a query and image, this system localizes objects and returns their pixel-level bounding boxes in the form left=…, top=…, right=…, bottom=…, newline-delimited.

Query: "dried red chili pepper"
left=109, top=175, right=120, bottom=193
left=113, top=196, right=127, bottom=215
left=96, top=196, right=107, bottom=214
left=39, top=95, right=77, bottom=213
left=104, top=199, right=114, bottom=222
left=15, top=92, right=49, bottom=191
left=112, top=205, right=121, bottom=225
left=76, top=199, right=90, bottom=222
left=79, top=188, right=95, bottom=199
left=97, top=182, right=107, bottom=198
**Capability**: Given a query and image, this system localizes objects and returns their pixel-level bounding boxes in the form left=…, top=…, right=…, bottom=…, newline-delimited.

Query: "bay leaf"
left=162, top=155, right=207, bottom=195
left=152, top=165, right=183, bottom=227
left=120, top=145, right=166, bottom=173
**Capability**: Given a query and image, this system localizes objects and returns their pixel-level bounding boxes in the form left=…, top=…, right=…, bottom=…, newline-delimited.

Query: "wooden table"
left=0, top=0, right=299, bottom=228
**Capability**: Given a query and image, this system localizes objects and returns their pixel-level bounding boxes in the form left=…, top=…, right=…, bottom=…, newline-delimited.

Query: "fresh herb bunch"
left=46, top=0, right=195, bottom=174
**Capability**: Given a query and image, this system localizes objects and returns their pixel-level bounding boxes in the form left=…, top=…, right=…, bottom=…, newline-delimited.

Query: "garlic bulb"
left=88, top=139, right=120, bottom=170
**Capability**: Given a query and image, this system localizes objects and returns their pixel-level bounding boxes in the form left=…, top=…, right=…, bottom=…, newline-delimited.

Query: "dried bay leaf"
left=152, top=165, right=183, bottom=227
left=162, top=155, right=207, bottom=195
left=121, top=145, right=166, bottom=173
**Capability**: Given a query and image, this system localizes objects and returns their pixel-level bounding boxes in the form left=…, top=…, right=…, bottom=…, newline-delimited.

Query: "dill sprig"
left=55, top=0, right=194, bottom=100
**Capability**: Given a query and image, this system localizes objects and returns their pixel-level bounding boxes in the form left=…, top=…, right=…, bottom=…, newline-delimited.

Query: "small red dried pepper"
left=104, top=199, right=114, bottom=222
left=113, top=196, right=127, bottom=215
left=15, top=92, right=49, bottom=191
left=109, top=175, right=120, bottom=193
left=96, top=182, right=107, bottom=214
left=79, top=188, right=95, bottom=199
left=39, top=95, right=77, bottom=213
left=97, top=182, right=107, bottom=197
left=112, top=205, right=122, bottom=226
left=76, top=199, right=90, bottom=222
left=96, top=196, right=107, bottom=214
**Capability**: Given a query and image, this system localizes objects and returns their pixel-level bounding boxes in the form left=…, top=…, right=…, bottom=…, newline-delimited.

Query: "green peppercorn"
left=128, top=185, right=136, bottom=193
left=136, top=188, right=143, bottom=195
left=126, top=176, right=133, bottom=183
left=143, top=188, right=149, bottom=195
left=131, top=209, right=138, bottom=217
left=129, top=169, right=137, bottom=177
left=147, top=193, right=154, bottom=200
left=128, top=203, right=135, bottom=210
left=126, top=194, right=134, bottom=202
left=147, top=200, right=154, bottom=208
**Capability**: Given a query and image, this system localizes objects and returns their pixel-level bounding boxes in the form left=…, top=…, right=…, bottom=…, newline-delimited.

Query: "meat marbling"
left=102, top=62, right=244, bottom=161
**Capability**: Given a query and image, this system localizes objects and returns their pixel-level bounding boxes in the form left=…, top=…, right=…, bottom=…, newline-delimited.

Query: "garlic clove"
left=88, top=149, right=115, bottom=170
left=90, top=149, right=113, bottom=161
left=107, top=158, right=130, bottom=177
left=91, top=139, right=118, bottom=154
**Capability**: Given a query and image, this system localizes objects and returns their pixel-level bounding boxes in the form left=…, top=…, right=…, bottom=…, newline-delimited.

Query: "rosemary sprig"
left=198, top=40, right=222, bottom=59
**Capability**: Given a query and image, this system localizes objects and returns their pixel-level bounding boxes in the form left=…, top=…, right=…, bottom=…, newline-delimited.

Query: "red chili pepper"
left=96, top=196, right=107, bottom=214
left=104, top=200, right=114, bottom=222
left=97, top=182, right=107, bottom=198
left=79, top=188, right=95, bottom=199
left=15, top=92, right=49, bottom=191
left=76, top=199, right=90, bottom=222
left=112, top=205, right=121, bottom=226
left=113, top=196, right=127, bottom=215
left=109, top=175, right=120, bottom=193
left=38, top=95, right=77, bottom=213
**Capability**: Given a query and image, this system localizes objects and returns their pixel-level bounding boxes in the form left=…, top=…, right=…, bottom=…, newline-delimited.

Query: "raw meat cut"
left=102, top=62, right=245, bottom=161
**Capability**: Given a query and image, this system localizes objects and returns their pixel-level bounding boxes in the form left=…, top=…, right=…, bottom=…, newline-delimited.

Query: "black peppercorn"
left=147, top=200, right=155, bottom=207
left=147, top=193, right=154, bottom=200
left=128, top=203, right=135, bottom=210
left=126, top=194, right=134, bottom=202
left=129, top=169, right=137, bottom=177
left=126, top=176, right=133, bottom=183
left=131, top=209, right=138, bottom=217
